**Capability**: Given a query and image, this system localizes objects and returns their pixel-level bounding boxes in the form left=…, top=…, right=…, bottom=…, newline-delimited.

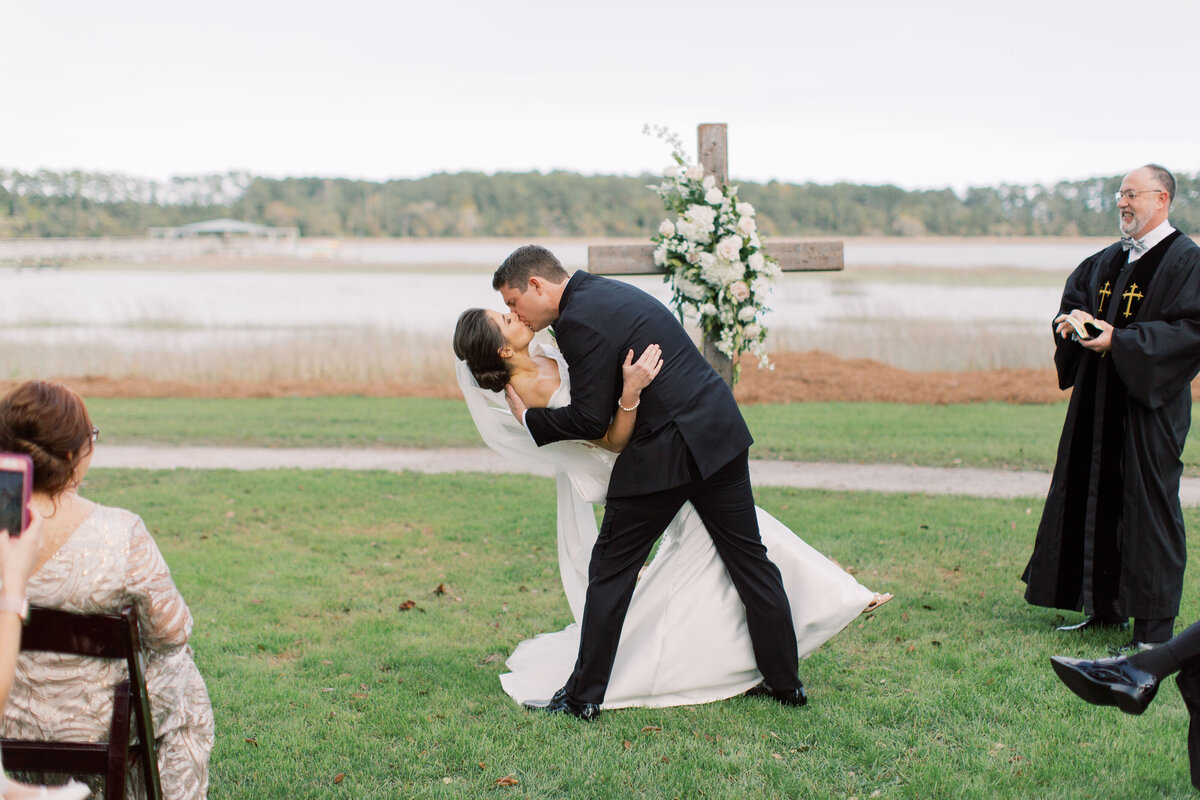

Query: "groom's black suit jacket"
left=525, top=271, right=752, bottom=498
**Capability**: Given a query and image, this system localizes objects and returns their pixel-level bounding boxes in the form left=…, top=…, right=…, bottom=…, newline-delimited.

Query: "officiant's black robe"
left=1023, top=231, right=1200, bottom=620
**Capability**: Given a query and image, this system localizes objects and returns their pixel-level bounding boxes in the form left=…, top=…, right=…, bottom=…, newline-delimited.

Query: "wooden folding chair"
left=1, top=605, right=163, bottom=800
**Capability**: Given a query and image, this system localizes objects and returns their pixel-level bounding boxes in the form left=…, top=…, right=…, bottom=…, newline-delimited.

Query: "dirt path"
left=89, top=444, right=1200, bottom=506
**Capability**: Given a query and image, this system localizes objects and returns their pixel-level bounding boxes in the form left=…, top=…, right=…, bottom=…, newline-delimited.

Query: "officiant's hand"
left=1054, top=309, right=1094, bottom=339
left=1079, top=319, right=1114, bottom=353
left=505, top=384, right=528, bottom=425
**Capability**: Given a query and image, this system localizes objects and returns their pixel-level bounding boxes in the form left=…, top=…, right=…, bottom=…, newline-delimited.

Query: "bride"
left=453, top=308, right=890, bottom=710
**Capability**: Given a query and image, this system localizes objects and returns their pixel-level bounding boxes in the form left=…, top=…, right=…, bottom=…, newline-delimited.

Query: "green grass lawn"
left=78, top=468, right=1200, bottom=800
left=88, top=396, right=1200, bottom=475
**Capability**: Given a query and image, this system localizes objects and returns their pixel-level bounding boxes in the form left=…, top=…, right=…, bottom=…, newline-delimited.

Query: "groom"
left=495, top=244, right=804, bottom=719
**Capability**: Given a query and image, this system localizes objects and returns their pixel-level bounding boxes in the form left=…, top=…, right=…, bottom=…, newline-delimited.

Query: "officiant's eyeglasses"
left=1113, top=189, right=1165, bottom=202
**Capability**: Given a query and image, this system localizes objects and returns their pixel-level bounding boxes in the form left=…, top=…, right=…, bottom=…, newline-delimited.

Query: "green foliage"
left=4, top=167, right=1199, bottom=239
left=77, top=469, right=1200, bottom=799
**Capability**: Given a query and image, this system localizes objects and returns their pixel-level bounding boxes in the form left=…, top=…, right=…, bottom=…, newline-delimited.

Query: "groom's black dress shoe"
left=1056, top=616, right=1129, bottom=633
left=1050, top=655, right=1159, bottom=715
left=744, top=681, right=808, bottom=707
left=525, top=687, right=601, bottom=721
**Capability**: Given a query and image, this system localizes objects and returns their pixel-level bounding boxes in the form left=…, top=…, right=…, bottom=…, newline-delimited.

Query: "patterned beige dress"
left=0, top=505, right=214, bottom=800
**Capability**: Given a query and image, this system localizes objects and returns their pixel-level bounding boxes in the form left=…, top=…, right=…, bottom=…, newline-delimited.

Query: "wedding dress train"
left=457, top=345, right=877, bottom=709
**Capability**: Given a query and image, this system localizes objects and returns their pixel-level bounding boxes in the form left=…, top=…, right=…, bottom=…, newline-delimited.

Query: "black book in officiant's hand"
left=1056, top=314, right=1104, bottom=340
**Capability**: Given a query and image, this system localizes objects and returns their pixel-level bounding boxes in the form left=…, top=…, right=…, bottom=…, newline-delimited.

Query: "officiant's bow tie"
left=1120, top=236, right=1147, bottom=254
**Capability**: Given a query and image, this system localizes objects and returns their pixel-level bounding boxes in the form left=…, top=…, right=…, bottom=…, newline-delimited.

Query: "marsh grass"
left=78, top=468, right=1200, bottom=799
left=1, top=327, right=457, bottom=385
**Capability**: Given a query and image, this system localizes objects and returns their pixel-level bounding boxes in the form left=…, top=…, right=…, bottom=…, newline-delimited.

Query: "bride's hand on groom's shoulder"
left=505, top=384, right=528, bottom=424
left=623, top=345, right=663, bottom=396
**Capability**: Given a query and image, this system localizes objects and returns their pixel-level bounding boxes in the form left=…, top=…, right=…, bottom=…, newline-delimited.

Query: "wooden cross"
left=587, top=123, right=844, bottom=386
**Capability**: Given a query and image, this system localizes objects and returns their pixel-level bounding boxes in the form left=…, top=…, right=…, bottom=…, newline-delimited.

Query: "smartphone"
left=0, top=453, right=33, bottom=536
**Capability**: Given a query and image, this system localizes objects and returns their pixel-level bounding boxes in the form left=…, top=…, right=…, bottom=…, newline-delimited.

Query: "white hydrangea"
left=653, top=245, right=667, bottom=266
left=738, top=306, right=758, bottom=322
left=701, top=257, right=744, bottom=287
left=698, top=302, right=718, bottom=317
left=743, top=323, right=762, bottom=339
left=686, top=204, right=716, bottom=230
left=673, top=274, right=708, bottom=301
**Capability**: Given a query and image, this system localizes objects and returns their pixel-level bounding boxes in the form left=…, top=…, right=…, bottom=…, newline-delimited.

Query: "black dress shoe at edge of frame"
left=744, top=681, right=808, bottom=707
left=1050, top=655, right=1160, bottom=715
left=523, top=686, right=601, bottom=720
left=1056, top=616, right=1129, bottom=633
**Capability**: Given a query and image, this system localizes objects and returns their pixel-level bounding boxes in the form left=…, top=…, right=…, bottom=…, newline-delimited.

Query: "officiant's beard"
left=1119, top=207, right=1150, bottom=237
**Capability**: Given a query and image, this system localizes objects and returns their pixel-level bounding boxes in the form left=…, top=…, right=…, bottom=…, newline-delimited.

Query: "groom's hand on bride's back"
left=505, top=384, right=529, bottom=425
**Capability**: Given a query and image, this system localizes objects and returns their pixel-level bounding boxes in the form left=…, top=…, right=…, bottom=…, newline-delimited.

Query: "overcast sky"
left=6, top=0, right=1198, bottom=191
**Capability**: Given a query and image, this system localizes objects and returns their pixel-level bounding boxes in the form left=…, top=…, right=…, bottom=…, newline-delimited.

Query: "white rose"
left=686, top=250, right=701, bottom=264
left=737, top=216, right=756, bottom=235
left=743, top=323, right=762, bottom=339
left=664, top=165, right=679, bottom=179
left=705, top=187, right=724, bottom=206
left=699, top=303, right=718, bottom=317
left=698, top=252, right=716, bottom=269
left=658, top=219, right=676, bottom=237
left=729, top=281, right=750, bottom=301
left=653, top=246, right=666, bottom=266
left=685, top=165, right=705, bottom=180
left=702, top=175, right=717, bottom=190
left=738, top=306, right=757, bottom=322
left=716, top=235, right=742, bottom=262
left=748, top=252, right=765, bottom=271
left=736, top=202, right=755, bottom=217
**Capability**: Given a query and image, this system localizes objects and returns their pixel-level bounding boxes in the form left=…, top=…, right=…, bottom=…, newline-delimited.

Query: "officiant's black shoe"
left=744, top=681, right=808, bottom=707
left=1056, top=615, right=1128, bottom=633
left=527, top=687, right=601, bottom=720
left=1050, top=655, right=1159, bottom=715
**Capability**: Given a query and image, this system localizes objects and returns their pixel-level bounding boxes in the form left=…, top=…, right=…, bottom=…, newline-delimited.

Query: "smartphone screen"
left=0, top=469, right=24, bottom=535
left=0, top=454, right=32, bottom=536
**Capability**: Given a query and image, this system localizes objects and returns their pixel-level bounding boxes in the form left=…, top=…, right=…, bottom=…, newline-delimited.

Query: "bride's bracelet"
left=617, top=397, right=640, bottom=412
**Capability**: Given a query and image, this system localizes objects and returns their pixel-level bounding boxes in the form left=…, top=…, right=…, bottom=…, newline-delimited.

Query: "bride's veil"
left=454, top=357, right=611, bottom=620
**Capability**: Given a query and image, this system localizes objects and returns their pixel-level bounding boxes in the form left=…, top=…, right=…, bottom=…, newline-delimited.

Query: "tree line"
left=1, top=167, right=1197, bottom=239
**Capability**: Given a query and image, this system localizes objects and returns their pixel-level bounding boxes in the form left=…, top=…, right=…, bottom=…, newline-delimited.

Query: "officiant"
left=1022, top=164, right=1200, bottom=649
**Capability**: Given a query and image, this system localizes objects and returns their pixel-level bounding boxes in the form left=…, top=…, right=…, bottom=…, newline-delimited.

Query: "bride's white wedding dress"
left=457, top=344, right=877, bottom=709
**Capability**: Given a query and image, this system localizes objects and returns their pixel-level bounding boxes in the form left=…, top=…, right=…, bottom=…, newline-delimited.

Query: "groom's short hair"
left=493, top=245, right=569, bottom=291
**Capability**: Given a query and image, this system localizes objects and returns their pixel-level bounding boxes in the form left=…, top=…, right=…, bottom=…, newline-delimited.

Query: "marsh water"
left=0, top=237, right=1107, bottom=379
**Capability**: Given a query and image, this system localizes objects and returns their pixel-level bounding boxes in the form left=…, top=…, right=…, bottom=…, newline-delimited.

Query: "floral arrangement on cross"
left=645, top=125, right=779, bottom=385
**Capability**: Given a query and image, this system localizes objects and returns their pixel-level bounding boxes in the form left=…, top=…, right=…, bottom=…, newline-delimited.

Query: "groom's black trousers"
left=564, top=449, right=801, bottom=705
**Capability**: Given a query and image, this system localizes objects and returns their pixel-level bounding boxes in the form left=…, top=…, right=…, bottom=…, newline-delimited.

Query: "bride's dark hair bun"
left=453, top=309, right=509, bottom=392
left=0, top=380, right=93, bottom=496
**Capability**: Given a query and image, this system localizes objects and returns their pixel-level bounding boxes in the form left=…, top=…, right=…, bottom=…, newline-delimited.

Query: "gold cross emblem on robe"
left=1097, top=281, right=1113, bottom=314
left=1122, top=283, right=1144, bottom=318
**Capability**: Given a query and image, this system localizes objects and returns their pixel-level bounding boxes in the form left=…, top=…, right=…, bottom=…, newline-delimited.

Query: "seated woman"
left=454, top=309, right=891, bottom=710
left=0, top=381, right=213, bottom=800
left=0, top=511, right=90, bottom=799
